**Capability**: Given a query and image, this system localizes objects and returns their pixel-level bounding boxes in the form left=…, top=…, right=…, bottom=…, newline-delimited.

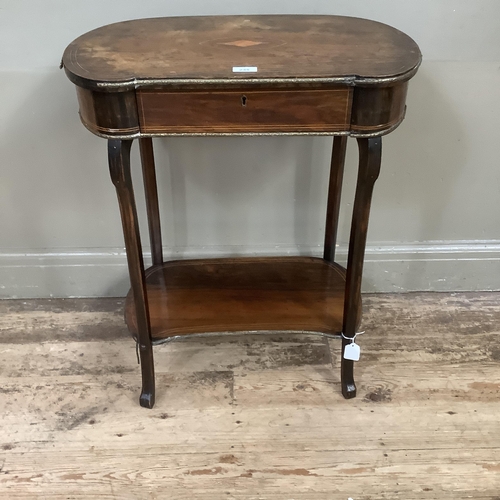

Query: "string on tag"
left=341, top=331, right=365, bottom=342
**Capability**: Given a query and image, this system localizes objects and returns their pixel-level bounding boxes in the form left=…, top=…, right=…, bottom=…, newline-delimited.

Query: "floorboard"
left=1, top=293, right=499, bottom=499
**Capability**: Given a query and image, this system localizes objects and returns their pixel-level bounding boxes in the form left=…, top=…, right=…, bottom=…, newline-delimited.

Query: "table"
left=62, top=15, right=421, bottom=408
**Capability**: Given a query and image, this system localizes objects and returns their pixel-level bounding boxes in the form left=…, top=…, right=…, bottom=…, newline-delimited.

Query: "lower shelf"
left=125, top=256, right=359, bottom=342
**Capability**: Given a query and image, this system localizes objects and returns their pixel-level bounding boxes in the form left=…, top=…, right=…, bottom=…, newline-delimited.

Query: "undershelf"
left=125, top=256, right=357, bottom=342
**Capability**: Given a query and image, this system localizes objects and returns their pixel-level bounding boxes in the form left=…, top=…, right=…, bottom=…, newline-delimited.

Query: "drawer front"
left=137, top=88, right=352, bottom=134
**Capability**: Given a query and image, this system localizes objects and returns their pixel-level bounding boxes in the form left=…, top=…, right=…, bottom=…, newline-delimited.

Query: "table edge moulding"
left=62, top=15, right=421, bottom=408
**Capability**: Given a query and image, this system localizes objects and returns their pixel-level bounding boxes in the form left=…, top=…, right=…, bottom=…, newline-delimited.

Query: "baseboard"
left=1, top=241, right=500, bottom=298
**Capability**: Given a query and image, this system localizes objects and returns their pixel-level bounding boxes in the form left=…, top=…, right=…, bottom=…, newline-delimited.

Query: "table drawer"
left=137, top=88, right=352, bottom=134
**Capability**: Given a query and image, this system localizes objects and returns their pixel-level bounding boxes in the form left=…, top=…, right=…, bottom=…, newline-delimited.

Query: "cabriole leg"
left=108, top=139, right=155, bottom=408
left=341, top=137, right=382, bottom=398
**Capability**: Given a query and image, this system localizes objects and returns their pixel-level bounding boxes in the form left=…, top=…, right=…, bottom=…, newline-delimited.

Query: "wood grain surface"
left=1, top=293, right=499, bottom=498
left=64, top=16, right=421, bottom=137
left=124, top=257, right=352, bottom=341
left=62, top=15, right=421, bottom=90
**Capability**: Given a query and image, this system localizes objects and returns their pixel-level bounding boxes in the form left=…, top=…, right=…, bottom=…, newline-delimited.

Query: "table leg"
left=108, top=139, right=156, bottom=409
left=139, top=138, right=163, bottom=266
left=341, top=137, right=382, bottom=398
left=324, top=136, right=348, bottom=262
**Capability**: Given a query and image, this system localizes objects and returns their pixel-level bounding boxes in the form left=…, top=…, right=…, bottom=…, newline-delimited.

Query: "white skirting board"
left=1, top=241, right=500, bottom=298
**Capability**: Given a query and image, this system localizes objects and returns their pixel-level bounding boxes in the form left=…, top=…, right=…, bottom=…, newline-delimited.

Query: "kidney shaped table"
left=62, top=15, right=421, bottom=408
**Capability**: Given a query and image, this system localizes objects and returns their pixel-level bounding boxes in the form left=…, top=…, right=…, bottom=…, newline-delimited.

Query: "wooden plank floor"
left=0, top=293, right=499, bottom=499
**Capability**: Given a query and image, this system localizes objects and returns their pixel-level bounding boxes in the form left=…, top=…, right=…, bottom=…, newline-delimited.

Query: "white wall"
left=1, top=1, right=499, bottom=297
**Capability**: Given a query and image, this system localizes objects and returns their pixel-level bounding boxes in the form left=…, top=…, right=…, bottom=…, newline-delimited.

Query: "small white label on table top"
left=232, top=66, right=258, bottom=73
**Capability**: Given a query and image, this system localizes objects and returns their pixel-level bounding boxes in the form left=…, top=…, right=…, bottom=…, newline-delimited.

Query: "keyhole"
left=241, top=95, right=247, bottom=107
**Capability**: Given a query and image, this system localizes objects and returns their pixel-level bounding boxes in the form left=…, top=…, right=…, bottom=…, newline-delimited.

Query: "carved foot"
left=342, top=380, right=357, bottom=399
left=341, top=341, right=357, bottom=399
left=140, top=390, right=155, bottom=409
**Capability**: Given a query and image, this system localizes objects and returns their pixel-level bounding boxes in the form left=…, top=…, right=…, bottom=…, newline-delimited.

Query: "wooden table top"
left=62, top=15, right=421, bottom=91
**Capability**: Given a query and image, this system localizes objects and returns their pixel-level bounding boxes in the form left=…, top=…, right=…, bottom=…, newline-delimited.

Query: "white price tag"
left=232, top=66, right=258, bottom=73
left=344, top=342, right=361, bottom=361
